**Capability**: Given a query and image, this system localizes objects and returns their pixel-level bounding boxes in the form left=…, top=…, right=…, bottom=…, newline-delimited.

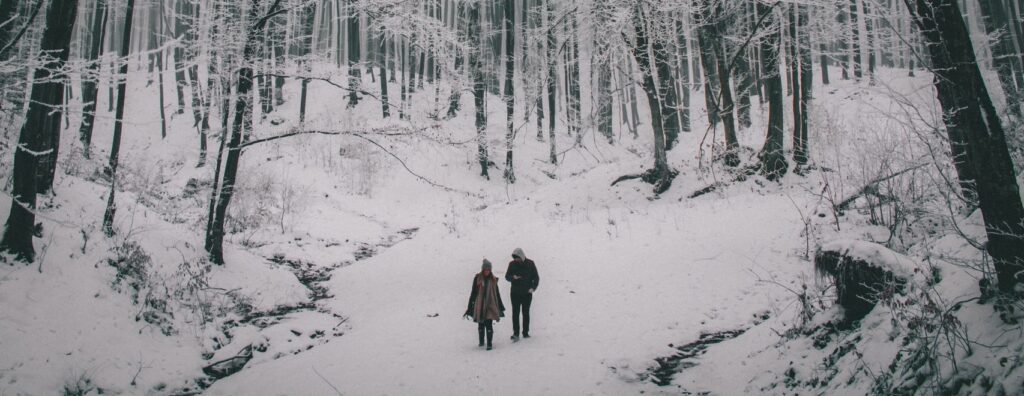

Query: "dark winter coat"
left=466, top=273, right=505, bottom=322
left=505, top=259, right=540, bottom=296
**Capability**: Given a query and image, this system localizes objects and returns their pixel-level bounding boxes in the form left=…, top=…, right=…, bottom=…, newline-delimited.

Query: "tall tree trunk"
left=820, top=42, right=830, bottom=85
left=626, top=57, right=640, bottom=138
left=864, top=0, right=876, bottom=84
left=273, top=17, right=285, bottom=107
left=399, top=37, right=408, bottom=119
left=653, top=22, right=681, bottom=151
left=299, top=2, right=316, bottom=123
left=697, top=13, right=720, bottom=128
left=379, top=33, right=390, bottom=118
left=101, top=0, right=135, bottom=236
left=79, top=0, right=108, bottom=159
left=675, top=19, right=692, bottom=133
left=188, top=63, right=209, bottom=167
left=699, top=0, right=738, bottom=166
left=838, top=5, right=850, bottom=80
left=503, top=0, right=515, bottom=183
left=626, top=3, right=674, bottom=194
left=173, top=0, right=187, bottom=114
left=206, top=0, right=279, bottom=264
left=978, top=0, right=1022, bottom=117
left=0, top=0, right=79, bottom=261
left=907, top=0, right=1024, bottom=293
left=736, top=41, right=754, bottom=130
left=758, top=1, right=787, bottom=181
left=546, top=0, right=558, bottom=163
left=346, top=1, right=361, bottom=108
left=797, top=4, right=812, bottom=165
left=446, top=2, right=465, bottom=119
left=568, top=11, right=581, bottom=143
left=469, top=0, right=489, bottom=179
left=792, top=3, right=810, bottom=167
left=850, top=0, right=862, bottom=80
left=157, top=48, right=167, bottom=138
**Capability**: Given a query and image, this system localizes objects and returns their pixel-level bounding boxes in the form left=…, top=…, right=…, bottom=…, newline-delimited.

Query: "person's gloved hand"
left=463, top=312, right=472, bottom=320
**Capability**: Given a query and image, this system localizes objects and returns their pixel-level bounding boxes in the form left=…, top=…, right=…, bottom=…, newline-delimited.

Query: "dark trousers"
left=478, top=320, right=493, bottom=346
left=511, top=292, right=532, bottom=336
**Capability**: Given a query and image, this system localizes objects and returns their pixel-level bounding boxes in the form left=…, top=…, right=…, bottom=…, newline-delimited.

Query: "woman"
left=464, top=259, right=505, bottom=350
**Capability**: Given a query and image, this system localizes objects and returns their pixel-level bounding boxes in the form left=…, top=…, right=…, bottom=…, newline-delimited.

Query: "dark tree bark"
left=696, top=7, right=721, bottom=128
left=906, top=0, right=1024, bottom=293
left=188, top=63, right=209, bottom=167
left=503, top=0, right=515, bottom=183
left=546, top=0, right=557, bottom=163
left=736, top=43, right=755, bottom=130
left=793, top=3, right=811, bottom=167
left=820, top=42, right=830, bottom=85
left=469, top=0, right=489, bottom=179
left=399, top=37, right=408, bottom=119
left=675, top=19, right=692, bottom=133
left=624, top=3, right=675, bottom=194
left=0, top=0, right=17, bottom=55
left=299, top=3, right=316, bottom=123
left=379, top=33, right=390, bottom=118
left=0, top=0, right=79, bottom=261
left=864, top=0, right=876, bottom=84
left=758, top=1, right=787, bottom=181
left=206, top=0, right=280, bottom=264
left=699, top=0, right=739, bottom=166
left=272, top=18, right=285, bottom=107
left=101, top=0, right=136, bottom=236
left=78, top=0, right=108, bottom=158
left=567, top=11, right=582, bottom=143
left=978, top=0, right=1022, bottom=117
left=838, top=5, right=850, bottom=80
left=595, top=1, right=614, bottom=143
left=156, top=48, right=167, bottom=138
left=173, top=1, right=187, bottom=114
left=653, top=23, right=681, bottom=151
left=446, top=2, right=465, bottom=119
left=346, top=1, right=361, bottom=108
left=850, top=0, right=862, bottom=80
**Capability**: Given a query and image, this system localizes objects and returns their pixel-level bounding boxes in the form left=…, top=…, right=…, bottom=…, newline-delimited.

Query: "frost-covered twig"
left=312, top=366, right=343, bottom=396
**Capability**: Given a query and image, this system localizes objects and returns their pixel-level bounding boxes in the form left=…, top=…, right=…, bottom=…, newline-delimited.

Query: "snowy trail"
left=206, top=169, right=813, bottom=395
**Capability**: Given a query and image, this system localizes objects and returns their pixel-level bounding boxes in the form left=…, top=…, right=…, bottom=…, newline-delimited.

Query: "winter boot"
left=478, top=327, right=485, bottom=347
left=486, top=328, right=494, bottom=350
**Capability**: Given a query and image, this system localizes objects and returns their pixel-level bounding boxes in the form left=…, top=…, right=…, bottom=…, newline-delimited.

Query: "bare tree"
left=905, top=0, right=1024, bottom=294
left=0, top=0, right=79, bottom=261
left=101, top=0, right=137, bottom=236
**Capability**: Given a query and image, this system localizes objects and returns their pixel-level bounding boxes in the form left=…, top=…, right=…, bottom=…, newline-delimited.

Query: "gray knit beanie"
left=482, top=259, right=492, bottom=271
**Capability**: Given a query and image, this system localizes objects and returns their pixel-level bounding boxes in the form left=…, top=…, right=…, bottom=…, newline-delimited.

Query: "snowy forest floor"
left=2, top=62, right=1024, bottom=395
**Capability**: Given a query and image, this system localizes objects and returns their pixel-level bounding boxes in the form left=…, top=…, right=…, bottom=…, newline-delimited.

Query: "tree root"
left=611, top=168, right=678, bottom=195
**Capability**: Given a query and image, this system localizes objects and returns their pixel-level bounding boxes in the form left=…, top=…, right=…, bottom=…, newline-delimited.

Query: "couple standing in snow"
left=464, top=248, right=540, bottom=350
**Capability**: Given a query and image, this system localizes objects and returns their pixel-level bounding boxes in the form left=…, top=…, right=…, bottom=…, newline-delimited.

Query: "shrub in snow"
left=227, top=170, right=276, bottom=235
left=814, top=239, right=921, bottom=326
left=108, top=240, right=152, bottom=302
left=61, top=372, right=96, bottom=396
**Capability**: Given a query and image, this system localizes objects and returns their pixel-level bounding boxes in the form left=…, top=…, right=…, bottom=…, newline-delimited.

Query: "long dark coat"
left=466, top=273, right=505, bottom=322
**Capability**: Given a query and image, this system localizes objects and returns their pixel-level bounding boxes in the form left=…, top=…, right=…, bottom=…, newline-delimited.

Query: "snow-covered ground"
left=2, top=57, right=1022, bottom=395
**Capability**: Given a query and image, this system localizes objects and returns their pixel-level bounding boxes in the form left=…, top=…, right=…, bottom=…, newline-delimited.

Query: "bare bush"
left=227, top=170, right=276, bottom=234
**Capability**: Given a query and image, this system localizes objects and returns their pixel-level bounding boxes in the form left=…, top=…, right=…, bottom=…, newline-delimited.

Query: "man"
left=505, top=247, right=539, bottom=341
